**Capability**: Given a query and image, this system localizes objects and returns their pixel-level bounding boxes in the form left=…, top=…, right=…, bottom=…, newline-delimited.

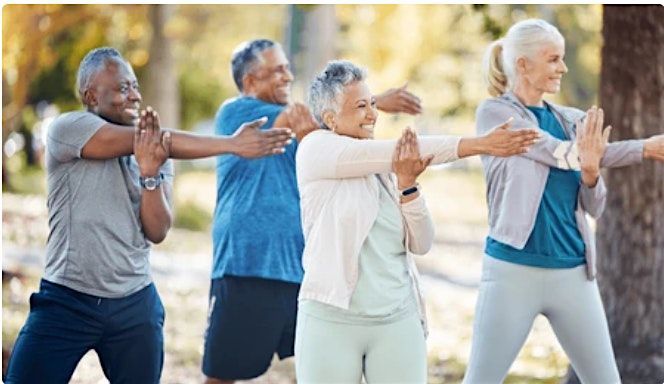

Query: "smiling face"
left=246, top=46, right=294, bottom=105
left=518, top=40, right=568, bottom=95
left=84, top=60, right=142, bottom=126
left=325, top=81, right=378, bottom=139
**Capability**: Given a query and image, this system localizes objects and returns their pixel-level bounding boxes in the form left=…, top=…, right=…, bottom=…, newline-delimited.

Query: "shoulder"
left=51, top=110, right=104, bottom=128
left=477, top=96, right=516, bottom=115
left=48, top=110, right=106, bottom=139
left=297, top=129, right=347, bottom=159
left=547, top=102, right=585, bottom=122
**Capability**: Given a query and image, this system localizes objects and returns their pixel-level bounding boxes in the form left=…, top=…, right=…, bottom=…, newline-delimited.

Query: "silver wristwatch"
left=139, top=173, right=163, bottom=191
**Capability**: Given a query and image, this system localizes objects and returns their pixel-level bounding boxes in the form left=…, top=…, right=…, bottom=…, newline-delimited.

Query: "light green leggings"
left=295, top=310, right=427, bottom=383
left=463, top=255, right=621, bottom=384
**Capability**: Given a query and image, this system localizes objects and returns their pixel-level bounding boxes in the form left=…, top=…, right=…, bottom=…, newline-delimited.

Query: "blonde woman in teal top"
left=464, top=19, right=664, bottom=383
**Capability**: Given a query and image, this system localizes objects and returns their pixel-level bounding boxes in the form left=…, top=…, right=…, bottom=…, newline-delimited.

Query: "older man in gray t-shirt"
left=44, top=111, right=174, bottom=297
left=5, top=47, right=294, bottom=384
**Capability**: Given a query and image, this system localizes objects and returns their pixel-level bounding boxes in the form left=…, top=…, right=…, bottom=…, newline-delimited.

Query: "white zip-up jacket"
left=296, top=129, right=461, bottom=332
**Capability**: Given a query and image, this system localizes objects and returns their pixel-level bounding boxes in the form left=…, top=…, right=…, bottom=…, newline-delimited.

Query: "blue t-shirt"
left=211, top=96, right=304, bottom=283
left=485, top=104, right=586, bottom=268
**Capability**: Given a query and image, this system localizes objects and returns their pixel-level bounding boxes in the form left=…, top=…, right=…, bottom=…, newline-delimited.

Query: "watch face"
left=144, top=177, right=158, bottom=190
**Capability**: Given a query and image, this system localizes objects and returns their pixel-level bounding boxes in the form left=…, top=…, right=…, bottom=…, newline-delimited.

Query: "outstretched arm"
left=297, top=119, right=538, bottom=181
left=80, top=107, right=293, bottom=160
left=475, top=102, right=647, bottom=170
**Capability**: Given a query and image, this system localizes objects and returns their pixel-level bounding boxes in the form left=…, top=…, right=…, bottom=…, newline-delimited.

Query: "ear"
left=516, top=57, right=529, bottom=75
left=83, top=88, right=97, bottom=107
left=322, top=110, right=336, bottom=130
left=241, top=73, right=254, bottom=94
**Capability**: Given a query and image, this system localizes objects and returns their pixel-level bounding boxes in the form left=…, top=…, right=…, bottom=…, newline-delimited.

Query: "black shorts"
left=202, top=275, right=300, bottom=380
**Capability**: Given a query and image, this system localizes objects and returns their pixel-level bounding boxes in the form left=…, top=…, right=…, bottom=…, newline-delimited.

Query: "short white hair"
left=308, top=60, right=367, bottom=129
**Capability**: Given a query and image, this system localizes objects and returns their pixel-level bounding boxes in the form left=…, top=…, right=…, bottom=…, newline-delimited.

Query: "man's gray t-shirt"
left=44, top=111, right=174, bottom=298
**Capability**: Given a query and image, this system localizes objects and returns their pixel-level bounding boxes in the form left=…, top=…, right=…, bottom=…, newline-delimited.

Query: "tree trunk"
left=566, top=5, right=664, bottom=383
left=142, top=4, right=180, bottom=130
left=284, top=5, right=337, bottom=101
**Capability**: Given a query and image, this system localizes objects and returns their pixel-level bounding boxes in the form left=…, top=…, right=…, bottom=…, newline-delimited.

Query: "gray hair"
left=308, top=60, right=367, bottom=129
left=484, top=19, right=564, bottom=96
left=76, top=47, right=126, bottom=101
left=231, top=39, right=279, bottom=91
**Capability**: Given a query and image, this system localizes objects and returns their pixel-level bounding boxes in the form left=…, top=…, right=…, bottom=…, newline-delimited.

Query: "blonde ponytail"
left=484, top=39, right=508, bottom=97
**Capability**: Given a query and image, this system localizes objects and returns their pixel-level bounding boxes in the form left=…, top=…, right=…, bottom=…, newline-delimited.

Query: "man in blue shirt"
left=203, top=38, right=425, bottom=384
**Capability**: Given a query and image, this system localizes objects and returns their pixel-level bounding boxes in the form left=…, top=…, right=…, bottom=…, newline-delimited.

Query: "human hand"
left=375, top=83, right=422, bottom=115
left=577, top=106, right=611, bottom=186
left=135, top=106, right=171, bottom=177
left=392, top=127, right=434, bottom=189
left=278, top=103, right=319, bottom=142
left=644, top=134, right=664, bottom=162
left=232, top=117, right=293, bottom=158
left=481, top=118, right=540, bottom=157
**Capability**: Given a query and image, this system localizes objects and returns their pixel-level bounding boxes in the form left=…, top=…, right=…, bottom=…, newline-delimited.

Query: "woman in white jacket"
left=294, top=60, right=539, bottom=383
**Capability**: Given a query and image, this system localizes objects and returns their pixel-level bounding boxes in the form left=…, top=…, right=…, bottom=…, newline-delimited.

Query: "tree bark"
left=142, top=4, right=180, bottom=130
left=566, top=5, right=664, bottom=384
left=284, top=5, right=337, bottom=100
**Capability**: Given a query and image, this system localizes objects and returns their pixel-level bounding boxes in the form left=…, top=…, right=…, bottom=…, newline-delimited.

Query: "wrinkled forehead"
left=96, top=59, right=138, bottom=84
left=254, top=46, right=289, bottom=69
left=339, top=81, right=372, bottom=105
left=538, top=38, right=566, bottom=56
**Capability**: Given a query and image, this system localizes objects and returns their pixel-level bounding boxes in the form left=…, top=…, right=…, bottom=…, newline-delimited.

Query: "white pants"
left=295, top=310, right=427, bottom=383
left=463, top=255, right=621, bottom=384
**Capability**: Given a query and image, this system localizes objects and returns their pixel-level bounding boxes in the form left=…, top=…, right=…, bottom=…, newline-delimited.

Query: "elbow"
left=146, top=229, right=169, bottom=244
left=408, top=233, right=434, bottom=255
left=409, top=243, right=432, bottom=256
left=145, top=222, right=172, bottom=244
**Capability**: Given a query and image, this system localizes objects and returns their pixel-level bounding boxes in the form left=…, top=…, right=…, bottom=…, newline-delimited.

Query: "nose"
left=367, top=103, right=378, bottom=121
left=284, top=68, right=294, bottom=83
left=129, top=86, right=142, bottom=103
left=559, top=59, right=568, bottom=74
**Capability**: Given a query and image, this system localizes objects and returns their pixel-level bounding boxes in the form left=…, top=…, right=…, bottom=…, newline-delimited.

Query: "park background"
left=2, top=4, right=663, bottom=383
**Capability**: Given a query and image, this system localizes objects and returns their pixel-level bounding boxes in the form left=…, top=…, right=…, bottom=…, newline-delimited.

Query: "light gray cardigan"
left=476, top=91, right=644, bottom=279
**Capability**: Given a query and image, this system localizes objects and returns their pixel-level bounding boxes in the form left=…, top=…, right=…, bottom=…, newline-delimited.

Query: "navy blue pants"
left=5, top=279, right=165, bottom=384
left=202, top=276, right=299, bottom=380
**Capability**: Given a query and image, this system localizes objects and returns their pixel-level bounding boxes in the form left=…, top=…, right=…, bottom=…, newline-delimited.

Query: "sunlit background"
left=3, top=4, right=604, bottom=383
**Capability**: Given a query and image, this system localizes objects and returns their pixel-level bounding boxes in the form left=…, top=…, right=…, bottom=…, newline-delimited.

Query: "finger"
left=498, top=117, right=514, bottom=130
left=145, top=106, right=155, bottom=137
left=264, top=126, right=295, bottom=139
left=595, top=108, right=604, bottom=137
left=162, top=131, right=172, bottom=153
left=266, top=135, right=292, bottom=149
left=134, top=123, right=141, bottom=151
left=401, top=98, right=422, bottom=114
left=603, top=125, right=612, bottom=144
left=586, top=107, right=597, bottom=137
left=411, top=130, right=421, bottom=156
left=423, top=154, right=434, bottom=168
left=153, top=109, right=161, bottom=133
left=244, top=116, right=269, bottom=130
left=139, top=126, right=147, bottom=146
left=393, top=137, right=402, bottom=164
